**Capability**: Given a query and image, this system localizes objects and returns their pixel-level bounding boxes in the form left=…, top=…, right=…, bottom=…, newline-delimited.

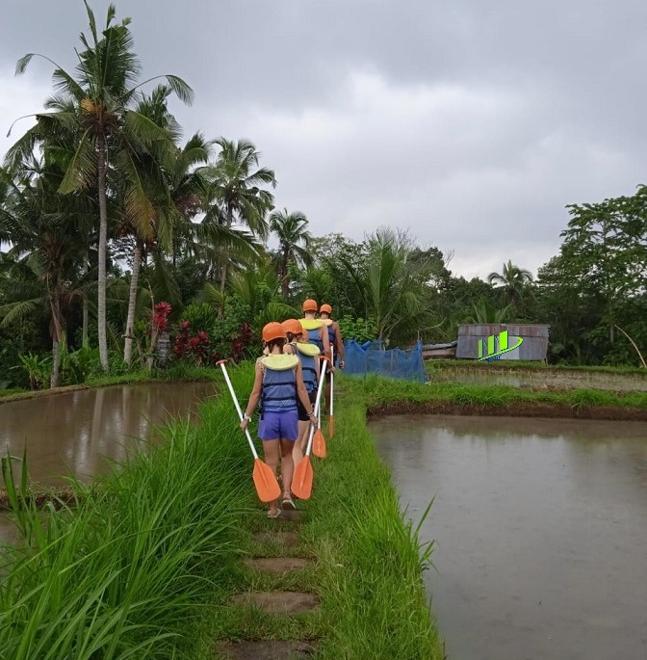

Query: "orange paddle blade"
left=291, top=456, right=314, bottom=500
left=328, top=415, right=335, bottom=438
left=252, top=458, right=281, bottom=503
left=313, top=428, right=327, bottom=459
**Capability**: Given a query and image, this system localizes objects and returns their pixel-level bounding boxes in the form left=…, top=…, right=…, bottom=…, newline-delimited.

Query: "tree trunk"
left=220, top=261, right=228, bottom=294
left=50, top=338, right=61, bottom=388
left=219, top=205, right=233, bottom=297
left=280, top=250, right=289, bottom=299
left=97, top=132, right=109, bottom=372
left=123, top=240, right=142, bottom=367
left=82, top=296, right=89, bottom=349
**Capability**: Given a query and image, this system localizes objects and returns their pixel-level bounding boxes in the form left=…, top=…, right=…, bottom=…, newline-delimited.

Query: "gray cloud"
left=2, top=0, right=646, bottom=278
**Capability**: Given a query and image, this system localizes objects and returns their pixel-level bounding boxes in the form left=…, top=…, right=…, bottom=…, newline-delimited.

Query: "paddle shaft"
left=305, top=360, right=328, bottom=457
left=330, top=347, right=334, bottom=416
left=218, top=361, right=260, bottom=460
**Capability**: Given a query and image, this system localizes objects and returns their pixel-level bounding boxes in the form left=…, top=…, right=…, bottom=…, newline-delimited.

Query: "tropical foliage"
left=2, top=2, right=647, bottom=392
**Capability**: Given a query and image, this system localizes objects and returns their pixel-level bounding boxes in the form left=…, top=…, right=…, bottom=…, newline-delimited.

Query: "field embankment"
left=0, top=365, right=444, bottom=659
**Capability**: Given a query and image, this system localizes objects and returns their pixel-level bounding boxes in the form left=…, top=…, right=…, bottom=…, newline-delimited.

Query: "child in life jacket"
left=240, top=322, right=316, bottom=517
left=318, top=303, right=344, bottom=368
left=300, top=299, right=330, bottom=358
left=281, top=318, right=321, bottom=467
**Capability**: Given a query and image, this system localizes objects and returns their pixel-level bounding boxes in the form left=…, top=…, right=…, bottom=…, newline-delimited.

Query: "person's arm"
left=321, top=325, right=330, bottom=359
left=295, top=363, right=317, bottom=424
left=241, top=360, right=263, bottom=430
left=334, top=321, right=345, bottom=366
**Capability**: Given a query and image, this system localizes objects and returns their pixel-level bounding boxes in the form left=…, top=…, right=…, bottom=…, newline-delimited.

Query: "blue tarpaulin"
left=343, top=340, right=426, bottom=382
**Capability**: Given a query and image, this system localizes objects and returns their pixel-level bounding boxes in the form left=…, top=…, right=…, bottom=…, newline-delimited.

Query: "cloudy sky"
left=2, top=0, right=646, bottom=278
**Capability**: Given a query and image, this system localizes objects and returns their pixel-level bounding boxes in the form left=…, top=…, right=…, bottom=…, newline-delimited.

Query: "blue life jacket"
left=296, top=345, right=318, bottom=393
left=261, top=363, right=297, bottom=413
left=307, top=327, right=323, bottom=351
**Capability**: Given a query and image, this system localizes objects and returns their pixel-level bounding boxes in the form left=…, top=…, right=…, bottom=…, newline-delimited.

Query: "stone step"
left=231, top=591, right=319, bottom=615
left=216, top=639, right=316, bottom=659
left=252, top=530, right=300, bottom=548
left=243, top=557, right=312, bottom=575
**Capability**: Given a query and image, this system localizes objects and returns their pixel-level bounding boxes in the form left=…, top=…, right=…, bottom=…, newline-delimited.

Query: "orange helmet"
left=319, top=303, right=332, bottom=314
left=302, top=298, right=318, bottom=313
left=262, top=322, right=286, bottom=343
left=281, top=318, right=303, bottom=337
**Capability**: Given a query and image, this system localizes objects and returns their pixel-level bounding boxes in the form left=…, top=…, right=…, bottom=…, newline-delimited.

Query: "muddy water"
left=371, top=415, right=647, bottom=660
left=429, top=367, right=647, bottom=392
left=0, top=382, right=214, bottom=487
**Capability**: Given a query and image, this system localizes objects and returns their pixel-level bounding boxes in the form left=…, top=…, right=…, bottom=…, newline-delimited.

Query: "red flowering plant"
left=153, top=302, right=172, bottom=332
left=174, top=321, right=219, bottom=365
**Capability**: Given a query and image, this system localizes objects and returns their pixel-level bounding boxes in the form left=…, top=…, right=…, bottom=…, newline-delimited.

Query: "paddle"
left=312, top=356, right=328, bottom=459
left=292, top=358, right=328, bottom=500
left=217, top=360, right=281, bottom=503
left=329, top=346, right=335, bottom=438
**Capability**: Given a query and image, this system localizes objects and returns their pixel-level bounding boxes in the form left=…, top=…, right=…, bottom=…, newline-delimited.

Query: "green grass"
left=204, top=366, right=443, bottom=659
left=301, top=400, right=443, bottom=658
left=1, top=364, right=444, bottom=658
left=0, top=369, right=254, bottom=659
left=358, top=374, right=647, bottom=410
left=4, top=361, right=646, bottom=656
left=426, top=358, right=647, bottom=376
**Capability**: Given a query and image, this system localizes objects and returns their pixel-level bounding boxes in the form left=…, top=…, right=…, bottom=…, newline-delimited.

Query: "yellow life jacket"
left=295, top=342, right=320, bottom=357
left=261, top=354, right=299, bottom=371
left=300, top=318, right=323, bottom=331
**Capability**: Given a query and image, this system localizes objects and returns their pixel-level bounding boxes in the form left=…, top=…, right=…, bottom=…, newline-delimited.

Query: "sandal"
left=281, top=495, right=297, bottom=510
left=267, top=507, right=282, bottom=519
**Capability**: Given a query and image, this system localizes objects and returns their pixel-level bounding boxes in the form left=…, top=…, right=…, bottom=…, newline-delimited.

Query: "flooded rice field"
left=428, top=366, right=647, bottom=392
left=0, top=382, right=213, bottom=487
left=0, top=382, right=213, bottom=546
left=371, top=415, right=647, bottom=660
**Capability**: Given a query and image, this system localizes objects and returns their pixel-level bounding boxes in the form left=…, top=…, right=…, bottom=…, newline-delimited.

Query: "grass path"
left=208, top=376, right=443, bottom=659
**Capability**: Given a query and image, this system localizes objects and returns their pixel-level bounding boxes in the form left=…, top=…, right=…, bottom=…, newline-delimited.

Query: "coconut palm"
left=203, top=138, right=276, bottom=291
left=488, top=260, right=533, bottom=304
left=269, top=209, right=312, bottom=298
left=0, top=161, right=92, bottom=386
left=341, top=229, right=429, bottom=341
left=9, top=2, right=193, bottom=372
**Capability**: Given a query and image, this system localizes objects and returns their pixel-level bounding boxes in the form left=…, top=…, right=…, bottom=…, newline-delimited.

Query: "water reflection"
left=372, top=415, right=647, bottom=660
left=0, top=382, right=213, bottom=487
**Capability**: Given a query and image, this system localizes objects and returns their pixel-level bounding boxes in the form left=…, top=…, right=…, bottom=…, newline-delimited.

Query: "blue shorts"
left=259, top=410, right=299, bottom=441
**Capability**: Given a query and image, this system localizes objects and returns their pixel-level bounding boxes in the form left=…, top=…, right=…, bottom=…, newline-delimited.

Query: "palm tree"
left=488, top=260, right=533, bottom=304
left=9, top=2, right=193, bottom=372
left=0, top=160, right=92, bottom=386
left=341, top=229, right=428, bottom=341
left=204, top=138, right=276, bottom=291
left=465, top=298, right=513, bottom=324
left=269, top=209, right=312, bottom=298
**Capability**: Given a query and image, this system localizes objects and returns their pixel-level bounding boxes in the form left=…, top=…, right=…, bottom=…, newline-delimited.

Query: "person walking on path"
left=319, top=303, right=345, bottom=368
left=241, top=322, right=316, bottom=517
left=300, top=299, right=330, bottom=358
left=281, top=318, right=321, bottom=468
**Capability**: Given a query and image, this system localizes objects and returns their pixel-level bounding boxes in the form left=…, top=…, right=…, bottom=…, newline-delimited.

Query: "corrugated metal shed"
left=456, top=324, right=549, bottom=360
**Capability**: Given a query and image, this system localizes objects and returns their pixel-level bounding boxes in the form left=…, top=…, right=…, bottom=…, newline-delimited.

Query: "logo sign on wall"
left=477, top=330, right=523, bottom=362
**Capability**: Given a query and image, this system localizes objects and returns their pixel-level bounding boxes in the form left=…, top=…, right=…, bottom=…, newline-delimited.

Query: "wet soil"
left=369, top=400, right=647, bottom=421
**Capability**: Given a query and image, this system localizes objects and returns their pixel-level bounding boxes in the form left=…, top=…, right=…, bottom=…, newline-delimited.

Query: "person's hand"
left=309, top=411, right=318, bottom=427
left=240, top=416, right=250, bottom=431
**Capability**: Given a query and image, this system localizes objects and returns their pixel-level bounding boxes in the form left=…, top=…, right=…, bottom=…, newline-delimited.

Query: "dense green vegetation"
left=0, top=365, right=442, bottom=658
left=1, top=2, right=646, bottom=393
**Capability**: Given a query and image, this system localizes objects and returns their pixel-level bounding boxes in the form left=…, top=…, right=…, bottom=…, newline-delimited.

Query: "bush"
left=338, top=316, right=378, bottom=343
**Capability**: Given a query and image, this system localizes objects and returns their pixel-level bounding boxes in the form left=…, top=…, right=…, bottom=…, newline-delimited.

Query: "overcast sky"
left=2, top=0, right=646, bottom=278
